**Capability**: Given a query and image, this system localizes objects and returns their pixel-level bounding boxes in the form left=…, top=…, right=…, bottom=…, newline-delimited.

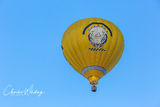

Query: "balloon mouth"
left=88, top=76, right=99, bottom=85
left=81, top=69, right=105, bottom=85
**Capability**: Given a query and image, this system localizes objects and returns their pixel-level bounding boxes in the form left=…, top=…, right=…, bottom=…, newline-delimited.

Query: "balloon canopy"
left=61, top=18, right=124, bottom=91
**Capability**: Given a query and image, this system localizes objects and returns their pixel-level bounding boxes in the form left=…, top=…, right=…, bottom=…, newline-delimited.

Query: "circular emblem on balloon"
left=88, top=25, right=107, bottom=48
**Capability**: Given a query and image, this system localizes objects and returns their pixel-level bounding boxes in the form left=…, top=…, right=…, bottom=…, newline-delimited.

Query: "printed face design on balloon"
left=88, top=25, right=107, bottom=48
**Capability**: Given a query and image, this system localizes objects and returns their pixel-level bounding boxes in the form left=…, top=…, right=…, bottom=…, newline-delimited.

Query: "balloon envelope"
left=61, top=18, right=124, bottom=85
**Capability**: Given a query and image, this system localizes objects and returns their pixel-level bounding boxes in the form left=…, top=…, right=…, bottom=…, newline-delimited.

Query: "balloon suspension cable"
left=91, top=84, right=97, bottom=92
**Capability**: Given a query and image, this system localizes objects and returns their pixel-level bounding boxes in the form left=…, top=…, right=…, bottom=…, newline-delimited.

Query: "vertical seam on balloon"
left=107, top=33, right=124, bottom=72
left=87, top=19, right=95, bottom=67
left=94, top=18, right=99, bottom=66
left=108, top=38, right=123, bottom=71
left=96, top=19, right=108, bottom=66
left=85, top=21, right=91, bottom=66
left=106, top=27, right=120, bottom=68
left=62, top=31, right=80, bottom=72
left=101, top=24, right=119, bottom=70
left=62, top=33, right=76, bottom=69
left=90, top=19, right=96, bottom=67
left=105, top=25, right=119, bottom=73
left=99, top=22, right=113, bottom=66
left=81, top=21, right=88, bottom=67
left=98, top=20, right=112, bottom=67
left=112, top=32, right=124, bottom=69
left=106, top=28, right=122, bottom=70
left=70, top=23, right=83, bottom=69
left=67, top=27, right=82, bottom=72
left=75, top=22, right=86, bottom=69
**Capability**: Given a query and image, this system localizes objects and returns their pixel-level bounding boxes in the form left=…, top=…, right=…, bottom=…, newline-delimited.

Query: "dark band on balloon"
left=61, top=45, right=64, bottom=50
left=81, top=66, right=106, bottom=75
left=83, top=22, right=112, bottom=37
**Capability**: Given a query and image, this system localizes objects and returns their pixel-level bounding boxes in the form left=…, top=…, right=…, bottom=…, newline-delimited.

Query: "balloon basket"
left=91, top=85, right=97, bottom=92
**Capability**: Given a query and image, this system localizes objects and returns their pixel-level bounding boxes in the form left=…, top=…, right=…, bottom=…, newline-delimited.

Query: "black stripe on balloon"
left=89, top=48, right=106, bottom=51
left=61, top=45, right=64, bottom=50
left=83, top=22, right=112, bottom=37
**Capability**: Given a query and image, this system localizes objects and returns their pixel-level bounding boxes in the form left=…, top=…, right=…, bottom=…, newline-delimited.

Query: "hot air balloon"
left=61, top=18, right=124, bottom=92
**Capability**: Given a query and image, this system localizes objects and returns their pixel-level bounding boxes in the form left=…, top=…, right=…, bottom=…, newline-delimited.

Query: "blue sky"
left=0, top=0, right=160, bottom=107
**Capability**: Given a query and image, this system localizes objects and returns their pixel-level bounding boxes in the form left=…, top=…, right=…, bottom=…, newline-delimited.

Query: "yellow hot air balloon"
left=61, top=18, right=124, bottom=92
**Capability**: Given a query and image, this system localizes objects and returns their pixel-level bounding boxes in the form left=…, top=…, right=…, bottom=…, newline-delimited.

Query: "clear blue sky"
left=0, top=0, right=160, bottom=107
